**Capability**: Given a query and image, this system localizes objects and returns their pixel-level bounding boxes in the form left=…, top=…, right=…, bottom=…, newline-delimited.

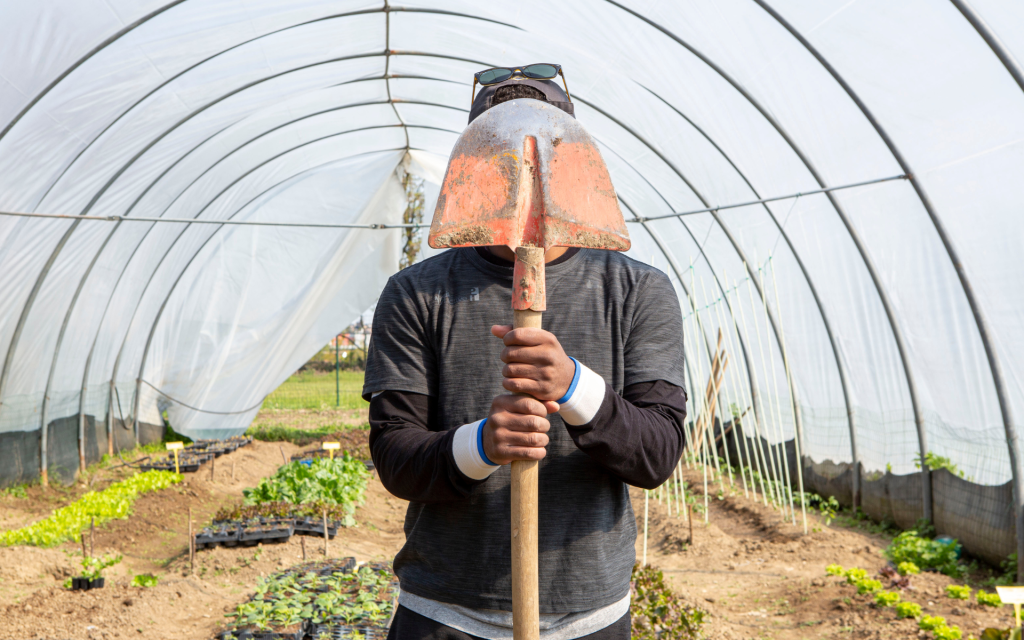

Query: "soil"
left=633, top=465, right=1014, bottom=639
left=1, top=430, right=1016, bottom=640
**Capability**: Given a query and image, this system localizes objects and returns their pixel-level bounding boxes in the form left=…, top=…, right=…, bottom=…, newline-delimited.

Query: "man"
left=364, top=70, right=688, bottom=640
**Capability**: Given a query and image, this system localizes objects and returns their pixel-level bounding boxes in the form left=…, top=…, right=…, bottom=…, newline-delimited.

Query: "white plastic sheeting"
left=0, top=1, right=1022, bottom=497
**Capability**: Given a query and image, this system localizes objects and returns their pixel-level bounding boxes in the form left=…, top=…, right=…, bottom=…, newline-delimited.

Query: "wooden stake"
left=642, top=489, right=649, bottom=566
left=279, top=445, right=288, bottom=465
left=210, top=455, right=215, bottom=482
left=687, top=503, right=694, bottom=545
left=231, top=459, right=236, bottom=481
left=81, top=531, right=88, bottom=560
left=301, top=535, right=307, bottom=562
left=188, top=507, right=194, bottom=576
left=322, top=509, right=329, bottom=557
left=90, top=516, right=95, bottom=558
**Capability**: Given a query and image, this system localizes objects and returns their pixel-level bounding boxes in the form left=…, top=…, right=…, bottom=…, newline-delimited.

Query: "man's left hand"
left=491, top=325, right=575, bottom=403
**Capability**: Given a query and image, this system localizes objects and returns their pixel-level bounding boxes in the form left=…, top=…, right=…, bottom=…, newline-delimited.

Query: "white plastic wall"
left=0, top=0, right=1021, bottom=493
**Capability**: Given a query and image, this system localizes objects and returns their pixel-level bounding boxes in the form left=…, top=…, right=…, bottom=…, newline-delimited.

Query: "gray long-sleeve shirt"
left=362, top=247, right=688, bottom=614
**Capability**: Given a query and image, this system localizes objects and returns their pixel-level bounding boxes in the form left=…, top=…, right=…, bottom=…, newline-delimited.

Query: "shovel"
left=429, top=100, right=630, bottom=640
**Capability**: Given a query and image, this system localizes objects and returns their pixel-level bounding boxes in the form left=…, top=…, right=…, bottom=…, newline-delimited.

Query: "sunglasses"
left=471, top=63, right=572, bottom=104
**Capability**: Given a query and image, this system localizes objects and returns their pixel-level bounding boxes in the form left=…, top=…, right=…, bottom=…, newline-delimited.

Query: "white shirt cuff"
left=558, top=360, right=607, bottom=426
left=452, top=419, right=501, bottom=480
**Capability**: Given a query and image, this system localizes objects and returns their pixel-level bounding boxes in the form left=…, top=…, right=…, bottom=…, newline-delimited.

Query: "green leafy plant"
left=915, top=452, right=967, bottom=479
left=825, top=564, right=844, bottom=576
left=977, top=590, right=1003, bottom=607
left=0, top=471, right=181, bottom=547
left=885, top=530, right=965, bottom=578
left=947, top=585, right=971, bottom=600
left=898, top=561, right=920, bottom=575
left=798, top=493, right=840, bottom=525
left=988, top=554, right=1018, bottom=587
left=920, top=615, right=949, bottom=632
left=874, top=590, right=900, bottom=607
left=844, top=567, right=868, bottom=584
left=131, top=573, right=159, bottom=587
left=81, top=553, right=122, bottom=580
left=243, top=456, right=369, bottom=526
left=855, top=578, right=883, bottom=595
left=896, top=601, right=922, bottom=619
left=932, top=624, right=963, bottom=640
left=630, top=563, right=705, bottom=640
left=0, top=484, right=29, bottom=499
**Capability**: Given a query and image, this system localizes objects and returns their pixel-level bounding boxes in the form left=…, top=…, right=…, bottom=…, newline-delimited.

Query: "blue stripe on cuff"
left=477, top=418, right=498, bottom=466
left=557, top=357, right=582, bottom=404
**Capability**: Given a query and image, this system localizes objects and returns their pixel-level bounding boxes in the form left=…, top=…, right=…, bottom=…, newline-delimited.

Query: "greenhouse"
left=1, top=1, right=1024, bottom=632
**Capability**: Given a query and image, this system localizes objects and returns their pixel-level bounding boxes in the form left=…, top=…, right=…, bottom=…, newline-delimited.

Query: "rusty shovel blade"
left=428, top=100, right=630, bottom=256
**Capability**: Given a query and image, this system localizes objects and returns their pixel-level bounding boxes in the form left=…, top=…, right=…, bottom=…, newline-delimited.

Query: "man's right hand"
left=483, top=394, right=558, bottom=464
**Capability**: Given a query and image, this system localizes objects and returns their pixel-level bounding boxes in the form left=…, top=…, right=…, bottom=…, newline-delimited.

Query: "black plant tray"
left=292, top=517, right=339, bottom=539
left=240, top=523, right=294, bottom=546
left=217, top=630, right=303, bottom=640
left=70, top=577, right=105, bottom=590
left=309, top=623, right=387, bottom=640
left=196, top=523, right=243, bottom=549
left=279, top=557, right=357, bottom=579
left=140, top=459, right=201, bottom=473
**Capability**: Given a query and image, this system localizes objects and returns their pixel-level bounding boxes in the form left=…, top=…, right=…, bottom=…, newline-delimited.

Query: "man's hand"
left=483, top=395, right=559, bottom=464
left=491, top=325, right=576, bottom=402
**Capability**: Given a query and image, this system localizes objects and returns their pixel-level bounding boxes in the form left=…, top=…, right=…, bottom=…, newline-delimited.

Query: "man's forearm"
left=370, top=391, right=488, bottom=502
left=558, top=363, right=687, bottom=489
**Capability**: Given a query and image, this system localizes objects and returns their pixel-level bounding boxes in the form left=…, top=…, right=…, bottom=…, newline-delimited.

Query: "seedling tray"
left=240, top=523, right=294, bottom=546
left=291, top=517, right=339, bottom=539
left=70, top=576, right=105, bottom=590
left=217, top=630, right=303, bottom=640
left=196, top=523, right=243, bottom=549
left=310, top=623, right=387, bottom=640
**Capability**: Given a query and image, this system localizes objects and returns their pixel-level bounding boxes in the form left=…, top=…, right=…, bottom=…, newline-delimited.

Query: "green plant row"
left=246, top=423, right=368, bottom=447
left=0, top=470, right=181, bottom=547
left=826, top=564, right=1004, bottom=640
left=243, top=456, right=369, bottom=525
left=630, top=563, right=705, bottom=640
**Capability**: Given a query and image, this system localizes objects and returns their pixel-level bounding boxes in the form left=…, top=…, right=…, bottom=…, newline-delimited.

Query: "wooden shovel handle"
left=511, top=307, right=541, bottom=640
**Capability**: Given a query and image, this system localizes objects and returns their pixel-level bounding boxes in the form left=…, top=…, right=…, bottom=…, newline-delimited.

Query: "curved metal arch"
left=754, top=0, right=1016, bottom=536
left=601, top=146, right=761, bottom=436
left=106, top=127, right=440, bottom=436
left=0, top=50, right=378, bottom=416
left=577, top=95, right=804, bottom=449
left=0, top=1, right=519, bottom=151
left=6, top=38, right=513, bottom=425
left=600, top=0, right=929, bottom=519
left=49, top=95, right=457, bottom=463
left=0, top=0, right=190, bottom=144
left=636, top=84, right=860, bottom=504
left=323, top=48, right=811, bottom=440
left=949, top=0, right=1024, bottom=579
left=127, top=144, right=438, bottom=424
